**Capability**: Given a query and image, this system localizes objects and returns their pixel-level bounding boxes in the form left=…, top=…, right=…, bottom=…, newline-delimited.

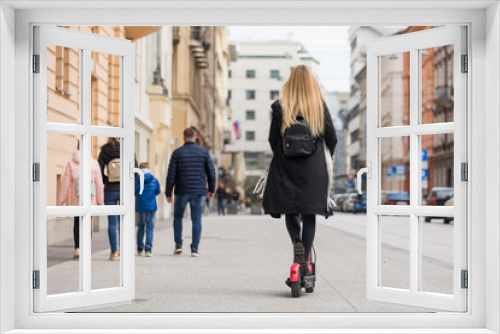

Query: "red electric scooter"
left=285, top=245, right=316, bottom=298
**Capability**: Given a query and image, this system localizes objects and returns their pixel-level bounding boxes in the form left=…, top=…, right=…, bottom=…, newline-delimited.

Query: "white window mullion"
left=409, top=47, right=419, bottom=295
left=81, top=47, right=92, bottom=295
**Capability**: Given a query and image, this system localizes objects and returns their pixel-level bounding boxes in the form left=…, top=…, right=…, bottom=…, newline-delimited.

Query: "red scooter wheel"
left=290, top=263, right=302, bottom=298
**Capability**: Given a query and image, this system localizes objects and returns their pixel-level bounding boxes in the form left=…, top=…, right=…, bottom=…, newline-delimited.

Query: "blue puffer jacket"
left=165, top=141, right=216, bottom=197
left=135, top=170, right=161, bottom=212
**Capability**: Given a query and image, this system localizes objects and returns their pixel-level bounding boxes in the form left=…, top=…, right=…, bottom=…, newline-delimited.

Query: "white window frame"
left=0, top=1, right=498, bottom=333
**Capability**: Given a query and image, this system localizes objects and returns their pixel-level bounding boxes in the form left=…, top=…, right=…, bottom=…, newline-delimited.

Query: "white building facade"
left=226, top=40, right=320, bottom=177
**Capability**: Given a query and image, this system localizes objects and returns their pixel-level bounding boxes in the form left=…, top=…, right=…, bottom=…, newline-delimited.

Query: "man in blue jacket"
left=166, top=128, right=216, bottom=257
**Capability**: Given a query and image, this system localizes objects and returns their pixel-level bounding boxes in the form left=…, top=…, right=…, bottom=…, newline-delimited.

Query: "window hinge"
left=461, top=162, right=468, bottom=181
left=33, top=54, right=40, bottom=73
left=33, top=163, right=40, bottom=182
left=461, top=54, right=468, bottom=73
left=33, top=270, right=40, bottom=289
left=461, top=270, right=468, bottom=289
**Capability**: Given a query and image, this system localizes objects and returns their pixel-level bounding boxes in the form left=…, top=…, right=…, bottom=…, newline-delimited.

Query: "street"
left=47, top=212, right=454, bottom=313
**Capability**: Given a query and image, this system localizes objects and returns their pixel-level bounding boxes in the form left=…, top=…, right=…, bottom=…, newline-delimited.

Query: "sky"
left=228, top=26, right=351, bottom=93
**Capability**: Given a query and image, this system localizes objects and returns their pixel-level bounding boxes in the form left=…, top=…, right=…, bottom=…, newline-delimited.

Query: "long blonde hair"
left=280, top=65, right=325, bottom=137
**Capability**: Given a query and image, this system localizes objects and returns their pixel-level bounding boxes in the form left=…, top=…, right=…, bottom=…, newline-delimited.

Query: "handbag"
left=253, top=168, right=268, bottom=201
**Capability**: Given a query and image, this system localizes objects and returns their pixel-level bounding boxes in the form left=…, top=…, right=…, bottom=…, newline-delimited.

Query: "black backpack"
left=282, top=113, right=316, bottom=157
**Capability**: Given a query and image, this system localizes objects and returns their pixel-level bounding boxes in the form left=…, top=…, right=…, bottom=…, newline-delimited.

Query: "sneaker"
left=174, top=244, right=182, bottom=255
left=145, top=250, right=152, bottom=257
left=73, top=248, right=80, bottom=259
left=109, top=252, right=119, bottom=261
left=137, top=248, right=144, bottom=256
left=191, top=250, right=199, bottom=257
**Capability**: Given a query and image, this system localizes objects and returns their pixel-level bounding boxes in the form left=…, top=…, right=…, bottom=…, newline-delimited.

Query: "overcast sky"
left=228, top=26, right=351, bottom=93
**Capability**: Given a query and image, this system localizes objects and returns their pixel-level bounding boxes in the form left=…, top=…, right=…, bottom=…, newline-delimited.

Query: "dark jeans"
left=217, top=198, right=226, bottom=215
left=137, top=212, right=156, bottom=251
left=173, top=194, right=206, bottom=251
left=104, top=191, right=121, bottom=254
left=73, top=217, right=92, bottom=249
left=285, top=214, right=316, bottom=262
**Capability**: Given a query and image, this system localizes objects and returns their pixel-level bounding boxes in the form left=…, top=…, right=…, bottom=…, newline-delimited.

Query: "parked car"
left=381, top=191, right=397, bottom=205
left=424, top=187, right=454, bottom=224
left=354, top=192, right=367, bottom=213
left=384, top=192, right=410, bottom=205
left=343, top=193, right=358, bottom=212
left=336, top=193, right=349, bottom=212
left=332, top=194, right=343, bottom=212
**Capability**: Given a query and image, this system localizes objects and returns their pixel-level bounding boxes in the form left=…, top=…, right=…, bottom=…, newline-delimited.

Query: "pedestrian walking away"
left=165, top=127, right=216, bottom=257
left=262, top=65, right=338, bottom=297
left=216, top=182, right=227, bottom=216
left=58, top=142, right=104, bottom=259
left=135, top=162, right=161, bottom=257
left=98, top=138, right=138, bottom=261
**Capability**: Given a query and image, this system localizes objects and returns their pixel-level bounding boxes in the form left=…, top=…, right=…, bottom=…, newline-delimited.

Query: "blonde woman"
left=263, top=65, right=338, bottom=281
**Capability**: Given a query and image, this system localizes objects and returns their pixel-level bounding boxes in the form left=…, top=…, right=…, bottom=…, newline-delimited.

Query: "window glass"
left=270, top=90, right=279, bottom=100
left=47, top=45, right=81, bottom=124
left=246, top=110, right=255, bottom=120
left=245, top=131, right=255, bottom=141
left=270, top=70, right=280, bottom=78
left=246, top=90, right=255, bottom=100
left=380, top=51, right=410, bottom=127
left=246, top=69, right=255, bottom=78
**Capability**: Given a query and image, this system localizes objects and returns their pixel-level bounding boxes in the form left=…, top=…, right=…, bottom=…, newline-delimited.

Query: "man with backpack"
left=165, top=128, right=216, bottom=257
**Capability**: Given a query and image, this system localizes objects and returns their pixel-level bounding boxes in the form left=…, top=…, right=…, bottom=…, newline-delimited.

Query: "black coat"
left=263, top=100, right=338, bottom=218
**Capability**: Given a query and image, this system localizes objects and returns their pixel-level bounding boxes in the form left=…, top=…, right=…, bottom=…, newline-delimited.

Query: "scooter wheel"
left=291, top=276, right=302, bottom=298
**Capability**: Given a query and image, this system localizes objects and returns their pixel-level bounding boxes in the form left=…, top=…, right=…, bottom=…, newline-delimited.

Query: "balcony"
left=435, top=86, right=454, bottom=101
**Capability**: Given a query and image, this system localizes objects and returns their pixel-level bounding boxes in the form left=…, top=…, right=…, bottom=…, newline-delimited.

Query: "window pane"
left=421, top=134, right=454, bottom=206
left=246, top=110, right=255, bottom=120
left=245, top=131, right=255, bottom=141
left=91, top=51, right=121, bottom=127
left=92, top=215, right=122, bottom=290
left=270, top=90, right=279, bottom=100
left=246, top=90, right=255, bottom=100
left=47, top=45, right=81, bottom=124
left=244, top=152, right=259, bottom=169
left=380, top=215, right=410, bottom=290
left=48, top=133, right=81, bottom=207
left=421, top=45, right=454, bottom=124
left=270, top=70, right=280, bottom=78
left=246, top=69, right=255, bottom=78
left=380, top=51, right=410, bottom=127
left=47, top=216, right=82, bottom=295
left=420, top=215, right=454, bottom=295
left=380, top=137, right=410, bottom=205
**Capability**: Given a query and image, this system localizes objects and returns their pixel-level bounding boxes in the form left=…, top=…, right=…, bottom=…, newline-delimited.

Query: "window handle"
left=130, top=162, right=144, bottom=195
left=357, top=162, right=371, bottom=194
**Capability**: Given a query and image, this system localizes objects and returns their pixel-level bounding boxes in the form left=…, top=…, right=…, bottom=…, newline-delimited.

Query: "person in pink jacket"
left=58, top=147, right=104, bottom=259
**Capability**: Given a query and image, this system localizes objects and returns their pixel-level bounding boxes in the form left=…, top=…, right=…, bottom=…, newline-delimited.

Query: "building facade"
left=171, top=26, right=233, bottom=170
left=225, top=40, right=320, bottom=180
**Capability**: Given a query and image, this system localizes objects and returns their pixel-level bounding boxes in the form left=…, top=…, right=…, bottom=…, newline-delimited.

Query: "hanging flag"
left=233, top=121, right=241, bottom=140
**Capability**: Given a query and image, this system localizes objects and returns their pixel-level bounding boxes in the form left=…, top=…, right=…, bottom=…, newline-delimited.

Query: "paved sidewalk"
left=62, top=214, right=431, bottom=313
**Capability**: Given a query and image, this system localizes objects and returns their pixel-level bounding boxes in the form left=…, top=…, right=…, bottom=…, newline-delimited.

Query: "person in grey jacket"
left=165, top=128, right=216, bottom=257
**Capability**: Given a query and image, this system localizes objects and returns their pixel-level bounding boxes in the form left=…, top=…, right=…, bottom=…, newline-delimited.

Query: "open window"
left=363, top=25, right=467, bottom=311
left=33, top=26, right=136, bottom=312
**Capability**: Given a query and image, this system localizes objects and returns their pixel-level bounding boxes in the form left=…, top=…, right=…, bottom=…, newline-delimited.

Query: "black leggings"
left=285, top=214, right=316, bottom=262
left=73, top=217, right=92, bottom=249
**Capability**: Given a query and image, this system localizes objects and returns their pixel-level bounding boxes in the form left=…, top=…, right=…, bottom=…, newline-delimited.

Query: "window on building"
left=351, top=37, right=357, bottom=52
left=351, top=129, right=359, bottom=143
left=246, top=69, right=256, bottom=78
left=270, top=90, right=279, bottom=100
left=228, top=69, right=232, bottom=78
left=246, top=110, right=255, bottom=120
left=244, top=152, right=259, bottom=169
left=270, top=70, right=280, bottom=78
left=246, top=90, right=255, bottom=100
left=245, top=131, right=256, bottom=141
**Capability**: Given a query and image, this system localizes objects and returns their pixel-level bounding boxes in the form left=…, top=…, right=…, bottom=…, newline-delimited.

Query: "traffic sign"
left=422, top=149, right=428, bottom=162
